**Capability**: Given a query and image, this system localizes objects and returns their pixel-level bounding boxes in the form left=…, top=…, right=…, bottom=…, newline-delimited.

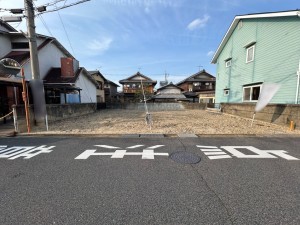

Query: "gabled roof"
left=44, top=67, right=99, bottom=87
left=211, top=10, right=300, bottom=64
left=157, top=82, right=184, bottom=91
left=1, top=32, right=73, bottom=65
left=2, top=38, right=53, bottom=65
left=176, top=70, right=215, bottom=86
left=119, top=72, right=157, bottom=84
left=88, top=70, right=107, bottom=82
left=0, top=19, right=18, bottom=32
left=105, top=79, right=120, bottom=87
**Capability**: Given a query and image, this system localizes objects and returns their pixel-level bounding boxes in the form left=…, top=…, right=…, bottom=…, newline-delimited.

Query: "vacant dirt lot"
left=34, top=109, right=300, bottom=135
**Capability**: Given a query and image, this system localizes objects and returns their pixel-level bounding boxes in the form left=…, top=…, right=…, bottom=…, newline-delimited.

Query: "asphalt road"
left=0, top=136, right=299, bottom=225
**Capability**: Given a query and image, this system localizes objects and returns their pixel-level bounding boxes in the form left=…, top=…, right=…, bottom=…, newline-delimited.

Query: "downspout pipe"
left=295, top=60, right=300, bottom=104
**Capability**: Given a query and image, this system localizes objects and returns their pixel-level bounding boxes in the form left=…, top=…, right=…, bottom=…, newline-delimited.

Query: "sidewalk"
left=0, top=121, right=16, bottom=137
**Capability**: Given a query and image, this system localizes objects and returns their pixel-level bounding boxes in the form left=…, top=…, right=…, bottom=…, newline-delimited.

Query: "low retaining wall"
left=106, top=102, right=209, bottom=111
left=14, top=103, right=97, bottom=132
left=221, top=103, right=300, bottom=129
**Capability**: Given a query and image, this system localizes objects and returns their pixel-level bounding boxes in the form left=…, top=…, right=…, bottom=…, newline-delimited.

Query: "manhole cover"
left=169, top=151, right=201, bottom=164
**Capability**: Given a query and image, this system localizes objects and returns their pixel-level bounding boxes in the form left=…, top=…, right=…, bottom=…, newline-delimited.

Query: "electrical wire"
left=56, top=9, right=75, bottom=56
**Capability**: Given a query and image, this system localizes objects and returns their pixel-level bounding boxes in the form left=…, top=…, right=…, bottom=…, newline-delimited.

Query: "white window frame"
left=242, top=84, right=261, bottom=102
left=225, top=59, right=232, bottom=67
left=224, top=89, right=229, bottom=96
left=246, top=45, right=255, bottom=63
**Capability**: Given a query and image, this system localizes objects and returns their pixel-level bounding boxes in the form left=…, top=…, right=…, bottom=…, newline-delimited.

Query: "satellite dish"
left=0, top=58, right=21, bottom=77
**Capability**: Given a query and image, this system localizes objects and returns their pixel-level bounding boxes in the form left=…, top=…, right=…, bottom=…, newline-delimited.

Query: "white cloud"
left=207, top=51, right=214, bottom=57
left=87, top=37, right=113, bottom=54
left=187, top=15, right=210, bottom=31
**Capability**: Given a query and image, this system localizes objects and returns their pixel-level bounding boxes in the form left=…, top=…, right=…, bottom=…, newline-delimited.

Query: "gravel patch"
left=31, top=109, right=300, bottom=136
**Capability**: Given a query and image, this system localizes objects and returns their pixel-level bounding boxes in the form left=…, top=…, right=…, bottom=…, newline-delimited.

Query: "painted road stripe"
left=208, top=155, right=232, bottom=160
left=204, top=152, right=227, bottom=156
left=142, top=150, right=154, bottom=159
left=95, top=145, right=120, bottom=149
left=197, top=145, right=218, bottom=148
left=111, top=150, right=127, bottom=158
left=146, top=145, right=164, bottom=149
left=126, top=145, right=144, bottom=149
left=200, top=149, right=223, bottom=152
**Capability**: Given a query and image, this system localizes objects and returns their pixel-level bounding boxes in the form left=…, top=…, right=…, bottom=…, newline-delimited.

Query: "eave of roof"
left=119, top=72, right=157, bottom=84
left=211, top=10, right=300, bottom=64
left=157, top=82, right=183, bottom=91
left=176, top=70, right=215, bottom=86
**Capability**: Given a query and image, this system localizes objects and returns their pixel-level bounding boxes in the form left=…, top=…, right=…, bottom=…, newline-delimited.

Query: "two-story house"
left=211, top=10, right=300, bottom=104
left=88, top=70, right=106, bottom=103
left=176, top=70, right=215, bottom=102
left=104, top=79, right=119, bottom=102
left=0, top=19, right=98, bottom=111
left=119, top=72, right=157, bottom=101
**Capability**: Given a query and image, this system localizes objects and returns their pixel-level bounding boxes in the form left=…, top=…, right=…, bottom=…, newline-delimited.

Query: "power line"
left=55, top=8, right=76, bottom=56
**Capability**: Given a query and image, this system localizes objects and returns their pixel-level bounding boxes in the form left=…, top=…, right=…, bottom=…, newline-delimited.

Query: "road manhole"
left=169, top=151, right=201, bottom=164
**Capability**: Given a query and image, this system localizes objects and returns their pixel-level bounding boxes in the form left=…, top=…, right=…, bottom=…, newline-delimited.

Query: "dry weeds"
left=33, top=109, right=300, bottom=135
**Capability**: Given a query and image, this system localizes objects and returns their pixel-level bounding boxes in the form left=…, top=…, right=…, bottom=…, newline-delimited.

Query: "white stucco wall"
left=76, top=72, right=97, bottom=103
left=23, top=40, right=68, bottom=80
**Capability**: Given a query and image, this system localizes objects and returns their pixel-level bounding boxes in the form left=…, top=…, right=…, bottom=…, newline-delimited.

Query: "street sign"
left=0, top=58, right=21, bottom=77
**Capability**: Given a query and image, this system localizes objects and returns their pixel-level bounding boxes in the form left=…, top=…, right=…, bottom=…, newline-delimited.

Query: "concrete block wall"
left=15, top=103, right=97, bottom=132
left=221, top=103, right=300, bottom=129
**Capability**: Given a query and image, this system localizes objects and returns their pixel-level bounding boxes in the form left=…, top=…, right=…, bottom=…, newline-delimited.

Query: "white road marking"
left=197, top=145, right=218, bottom=148
left=200, top=149, right=223, bottom=152
left=146, top=145, right=164, bottom=149
left=75, top=149, right=169, bottom=160
left=111, top=150, right=127, bottom=158
left=197, top=145, right=299, bottom=160
left=95, top=145, right=120, bottom=149
left=0, top=145, right=55, bottom=160
left=126, top=145, right=144, bottom=149
left=266, top=150, right=299, bottom=160
left=208, top=155, right=232, bottom=160
left=142, top=150, right=155, bottom=159
left=204, top=152, right=228, bottom=156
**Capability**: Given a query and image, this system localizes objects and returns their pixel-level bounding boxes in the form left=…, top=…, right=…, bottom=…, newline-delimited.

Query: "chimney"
left=61, top=57, right=79, bottom=77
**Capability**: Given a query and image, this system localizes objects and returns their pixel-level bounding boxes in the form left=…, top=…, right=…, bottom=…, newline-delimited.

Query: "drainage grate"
left=169, top=151, right=201, bottom=164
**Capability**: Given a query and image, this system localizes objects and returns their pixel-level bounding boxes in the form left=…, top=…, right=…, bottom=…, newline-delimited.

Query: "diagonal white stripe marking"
left=95, top=145, right=120, bottom=149
left=197, top=145, right=218, bottom=148
left=146, top=145, right=164, bottom=149
left=127, top=145, right=144, bottom=149
left=200, top=149, right=223, bottom=152
left=204, top=152, right=227, bottom=156
left=111, top=150, right=127, bottom=158
left=208, top=155, right=232, bottom=160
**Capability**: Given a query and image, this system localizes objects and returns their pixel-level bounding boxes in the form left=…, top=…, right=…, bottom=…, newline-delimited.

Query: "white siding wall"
left=23, top=41, right=68, bottom=80
left=76, top=72, right=97, bottom=103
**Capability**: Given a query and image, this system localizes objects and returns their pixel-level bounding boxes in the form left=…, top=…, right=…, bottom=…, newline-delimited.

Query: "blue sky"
left=0, top=0, right=299, bottom=86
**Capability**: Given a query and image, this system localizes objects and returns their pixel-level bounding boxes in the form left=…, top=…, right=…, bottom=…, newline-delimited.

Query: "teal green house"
left=211, top=10, right=300, bottom=104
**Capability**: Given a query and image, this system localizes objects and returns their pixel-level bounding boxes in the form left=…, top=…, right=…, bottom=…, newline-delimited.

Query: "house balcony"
left=192, top=86, right=214, bottom=92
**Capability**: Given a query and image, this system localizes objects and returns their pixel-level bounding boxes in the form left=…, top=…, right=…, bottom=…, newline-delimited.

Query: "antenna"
left=198, top=65, right=203, bottom=71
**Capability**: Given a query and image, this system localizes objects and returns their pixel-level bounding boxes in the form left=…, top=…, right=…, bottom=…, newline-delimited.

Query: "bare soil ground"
left=33, top=109, right=300, bottom=135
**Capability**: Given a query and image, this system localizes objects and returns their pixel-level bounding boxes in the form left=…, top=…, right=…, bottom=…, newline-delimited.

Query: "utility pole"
left=24, top=0, right=40, bottom=80
left=24, top=0, right=47, bottom=126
